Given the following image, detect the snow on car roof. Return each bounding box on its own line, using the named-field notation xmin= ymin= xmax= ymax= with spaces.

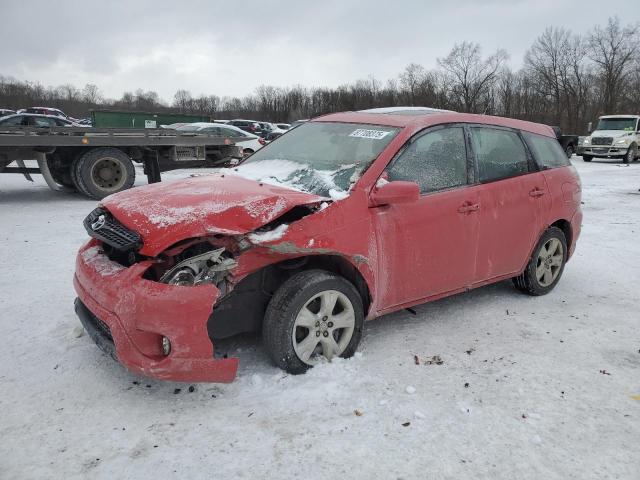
xmin=359 ymin=106 xmax=454 ymax=115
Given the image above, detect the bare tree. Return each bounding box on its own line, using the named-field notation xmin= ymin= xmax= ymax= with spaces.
xmin=587 ymin=17 xmax=640 ymax=113
xmin=82 ymin=84 xmax=102 ymax=105
xmin=438 ymin=41 xmax=508 ymax=113
xmin=172 ymin=89 xmax=193 ymax=111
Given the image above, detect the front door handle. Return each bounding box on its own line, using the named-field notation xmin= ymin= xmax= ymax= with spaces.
xmin=529 ymin=188 xmax=546 ymax=198
xmin=457 ymin=202 xmax=480 ymax=214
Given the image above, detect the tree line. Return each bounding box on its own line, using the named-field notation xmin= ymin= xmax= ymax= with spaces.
xmin=1 ymin=17 xmax=638 ymax=134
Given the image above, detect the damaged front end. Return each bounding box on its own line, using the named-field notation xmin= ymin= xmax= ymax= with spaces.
xmin=74 ymin=208 xmax=242 ymax=383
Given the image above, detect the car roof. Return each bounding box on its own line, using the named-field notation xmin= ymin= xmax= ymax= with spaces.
xmin=313 ymin=110 xmax=555 ymax=137
xmin=1 ymin=113 xmax=65 ymax=119
xmin=599 ymin=115 xmax=640 ymax=119
xmin=182 ymin=122 xmax=256 ymax=136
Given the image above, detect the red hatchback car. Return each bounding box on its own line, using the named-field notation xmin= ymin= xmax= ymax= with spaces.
xmin=74 ymin=110 xmax=582 ymax=382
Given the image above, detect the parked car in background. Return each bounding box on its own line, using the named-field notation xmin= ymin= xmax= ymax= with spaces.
xmin=22 ymin=107 xmax=73 ymax=120
xmin=227 ymin=119 xmax=262 ymax=135
xmin=73 ymin=110 xmax=582 ymax=382
xmin=551 ymin=126 xmax=579 ymax=158
xmin=0 ymin=108 xmax=16 ymax=118
xmin=0 ymin=113 xmax=84 ymax=127
xmin=175 ymin=122 xmax=265 ymax=157
xmin=275 ymin=123 xmax=291 ymax=130
xmin=579 ymin=115 xmax=639 ymax=163
xmin=265 ymin=130 xmax=284 ymax=142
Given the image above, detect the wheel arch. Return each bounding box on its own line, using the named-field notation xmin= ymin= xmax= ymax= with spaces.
xmin=208 ymin=253 xmax=373 ymax=340
xmin=549 ymin=219 xmax=572 ymax=254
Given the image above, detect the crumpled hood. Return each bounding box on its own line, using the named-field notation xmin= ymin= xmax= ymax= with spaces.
xmin=101 ymin=173 xmax=324 ymax=256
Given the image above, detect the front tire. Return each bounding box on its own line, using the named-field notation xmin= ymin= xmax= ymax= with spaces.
xmin=513 ymin=227 xmax=567 ymax=296
xmin=262 ymin=270 xmax=364 ymax=374
xmin=565 ymin=144 xmax=575 ymax=158
xmin=623 ymin=144 xmax=637 ymax=164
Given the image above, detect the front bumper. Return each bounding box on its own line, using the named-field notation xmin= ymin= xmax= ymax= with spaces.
xmin=73 ymin=239 xmax=238 ymax=383
xmin=578 ymin=146 xmax=627 ymax=157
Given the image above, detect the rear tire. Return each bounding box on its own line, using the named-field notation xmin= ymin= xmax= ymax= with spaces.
xmin=73 ymin=148 xmax=135 ymax=200
xmin=513 ymin=227 xmax=567 ymax=296
xmin=582 ymin=155 xmax=592 ymax=162
xmin=262 ymin=270 xmax=364 ymax=375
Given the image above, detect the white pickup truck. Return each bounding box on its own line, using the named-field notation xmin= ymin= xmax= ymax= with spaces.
xmin=579 ymin=115 xmax=639 ymax=163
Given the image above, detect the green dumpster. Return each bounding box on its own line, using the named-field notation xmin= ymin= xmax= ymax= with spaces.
xmin=91 ymin=110 xmax=210 ymax=128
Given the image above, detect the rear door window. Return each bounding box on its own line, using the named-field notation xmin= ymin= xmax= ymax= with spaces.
xmin=470 ymin=127 xmax=529 ymax=182
xmin=386 ymin=126 xmax=468 ymax=194
xmin=1 ymin=116 xmax=25 ymax=126
xmin=523 ymin=132 xmax=571 ymax=168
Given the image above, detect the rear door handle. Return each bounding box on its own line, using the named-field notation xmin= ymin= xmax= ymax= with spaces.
xmin=529 ymin=188 xmax=546 ymax=198
xmin=457 ymin=202 xmax=480 ymax=214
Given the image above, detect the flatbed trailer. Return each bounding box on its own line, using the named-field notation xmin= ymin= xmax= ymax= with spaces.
xmin=0 ymin=126 xmax=244 ymax=199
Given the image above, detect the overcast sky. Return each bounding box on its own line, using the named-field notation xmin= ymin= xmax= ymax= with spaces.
xmin=1 ymin=0 xmax=639 ymax=102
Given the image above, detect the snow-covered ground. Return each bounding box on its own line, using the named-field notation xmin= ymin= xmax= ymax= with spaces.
xmin=1 ymin=159 xmax=639 ymax=479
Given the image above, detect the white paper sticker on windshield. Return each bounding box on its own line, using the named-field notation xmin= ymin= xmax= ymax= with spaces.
xmin=349 ymin=129 xmax=391 ymax=140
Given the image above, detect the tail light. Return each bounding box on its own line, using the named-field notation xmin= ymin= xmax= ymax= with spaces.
xmin=258 ymin=137 xmax=266 ymax=145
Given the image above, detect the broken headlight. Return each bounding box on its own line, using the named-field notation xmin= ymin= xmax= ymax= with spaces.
xmin=160 ymin=248 xmax=237 ymax=287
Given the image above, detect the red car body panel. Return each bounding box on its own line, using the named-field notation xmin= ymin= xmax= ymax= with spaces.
xmin=73 ymin=111 xmax=582 ymax=382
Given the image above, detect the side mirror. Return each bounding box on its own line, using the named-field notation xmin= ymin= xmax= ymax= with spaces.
xmin=370 ymin=181 xmax=420 ymax=207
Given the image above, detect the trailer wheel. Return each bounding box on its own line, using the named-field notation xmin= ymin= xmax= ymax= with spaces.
xmin=73 ymin=148 xmax=135 ymax=200
xmin=47 ymin=156 xmax=75 ymax=189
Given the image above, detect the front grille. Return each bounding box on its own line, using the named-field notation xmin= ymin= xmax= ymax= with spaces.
xmin=83 ymin=207 xmax=142 ymax=252
xmin=591 ymin=137 xmax=613 ymax=146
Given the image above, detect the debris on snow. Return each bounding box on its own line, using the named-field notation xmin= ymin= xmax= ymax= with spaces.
xmin=401 ymin=422 xmax=411 ymax=427
xmin=354 ymin=409 xmax=363 ymax=417
xmin=425 ymin=355 xmax=443 ymax=365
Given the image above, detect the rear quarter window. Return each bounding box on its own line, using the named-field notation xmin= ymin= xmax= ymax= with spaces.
xmin=523 ymin=132 xmax=570 ymax=169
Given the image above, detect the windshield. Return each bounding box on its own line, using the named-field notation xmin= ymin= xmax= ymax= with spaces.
xmin=596 ymin=118 xmax=638 ymax=131
xmin=228 ymin=122 xmax=399 ymax=198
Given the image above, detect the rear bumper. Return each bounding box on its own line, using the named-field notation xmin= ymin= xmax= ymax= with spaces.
xmin=73 ymin=239 xmax=238 ymax=383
